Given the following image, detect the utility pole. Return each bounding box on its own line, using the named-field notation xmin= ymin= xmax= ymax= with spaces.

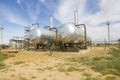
xmin=107 ymin=18 xmax=110 ymax=45
xmin=0 ymin=27 xmax=3 ymax=44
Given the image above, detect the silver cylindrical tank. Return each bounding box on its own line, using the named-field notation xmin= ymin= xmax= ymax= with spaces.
xmin=59 ymin=23 xmax=84 ymax=43
xmin=30 ymin=26 xmax=55 ymax=44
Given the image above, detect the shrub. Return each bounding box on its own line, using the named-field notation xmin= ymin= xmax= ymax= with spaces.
xmin=19 ymin=76 xmax=28 ymax=80
xmin=14 ymin=61 xmax=25 ymax=65
xmin=58 ymin=67 xmax=65 ymax=72
xmin=66 ymin=66 xmax=79 ymax=72
xmin=92 ymin=57 xmax=103 ymax=61
xmin=0 ymin=54 xmax=9 ymax=61
xmin=0 ymin=62 xmax=6 ymax=69
xmin=66 ymin=48 xmax=120 ymax=76
xmin=44 ymin=67 xmax=53 ymax=70
xmin=105 ymin=76 xmax=117 ymax=80
xmin=82 ymin=72 xmax=91 ymax=76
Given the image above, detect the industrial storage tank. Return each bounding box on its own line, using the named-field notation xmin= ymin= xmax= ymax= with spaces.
xmin=30 ymin=26 xmax=56 ymax=44
xmin=27 ymin=10 xmax=87 ymax=51
xmin=59 ymin=23 xmax=84 ymax=43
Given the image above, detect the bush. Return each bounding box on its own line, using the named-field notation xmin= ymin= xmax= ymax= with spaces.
xmin=67 ymin=48 xmax=120 ymax=76
xmin=104 ymin=57 xmax=113 ymax=60
xmin=82 ymin=72 xmax=91 ymax=76
xmin=90 ymin=48 xmax=120 ymax=76
xmin=14 ymin=61 xmax=25 ymax=65
xmin=0 ymin=54 xmax=9 ymax=61
xmin=0 ymin=62 xmax=6 ymax=69
xmin=58 ymin=67 xmax=65 ymax=72
xmin=0 ymin=54 xmax=9 ymax=70
xmin=110 ymin=49 xmax=120 ymax=58
xmin=105 ymin=76 xmax=117 ymax=80
xmin=66 ymin=66 xmax=79 ymax=72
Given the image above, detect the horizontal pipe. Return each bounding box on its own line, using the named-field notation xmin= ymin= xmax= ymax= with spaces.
xmin=32 ymin=23 xmax=39 ymax=28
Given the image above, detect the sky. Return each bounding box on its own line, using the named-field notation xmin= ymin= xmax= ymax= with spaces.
xmin=0 ymin=0 xmax=120 ymax=44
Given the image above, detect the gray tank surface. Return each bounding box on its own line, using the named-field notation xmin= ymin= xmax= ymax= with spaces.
xmin=59 ymin=23 xmax=84 ymax=43
xmin=30 ymin=23 xmax=84 ymax=44
xmin=30 ymin=26 xmax=55 ymax=44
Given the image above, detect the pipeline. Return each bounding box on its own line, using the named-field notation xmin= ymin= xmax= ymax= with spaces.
xmin=49 ymin=28 xmax=58 ymax=41
xmin=32 ymin=23 xmax=39 ymax=28
xmin=75 ymin=24 xmax=87 ymax=48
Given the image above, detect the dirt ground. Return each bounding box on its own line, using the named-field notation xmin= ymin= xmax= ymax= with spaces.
xmin=0 ymin=47 xmax=119 ymax=80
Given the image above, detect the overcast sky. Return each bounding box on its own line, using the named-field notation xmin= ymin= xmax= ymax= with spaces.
xmin=0 ymin=0 xmax=120 ymax=44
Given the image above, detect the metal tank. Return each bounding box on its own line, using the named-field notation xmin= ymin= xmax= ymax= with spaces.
xmin=30 ymin=26 xmax=56 ymax=44
xmin=59 ymin=23 xmax=84 ymax=43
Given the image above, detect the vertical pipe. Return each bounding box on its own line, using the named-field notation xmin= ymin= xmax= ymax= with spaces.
xmin=56 ymin=29 xmax=58 ymax=41
xmin=50 ymin=16 xmax=53 ymax=28
xmin=74 ymin=10 xmax=78 ymax=25
xmin=49 ymin=28 xmax=58 ymax=41
xmin=75 ymin=24 xmax=87 ymax=49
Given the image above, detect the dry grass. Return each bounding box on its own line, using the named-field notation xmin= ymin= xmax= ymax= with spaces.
xmin=14 ymin=61 xmax=25 ymax=65
xmin=0 ymin=47 xmax=120 ymax=80
xmin=67 ymin=47 xmax=120 ymax=76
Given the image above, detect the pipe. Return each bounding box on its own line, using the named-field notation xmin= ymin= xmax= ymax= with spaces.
xmin=74 ymin=10 xmax=78 ymax=25
xmin=50 ymin=16 xmax=53 ymax=28
xmin=75 ymin=24 xmax=87 ymax=48
xmin=32 ymin=23 xmax=39 ymax=28
xmin=49 ymin=16 xmax=58 ymax=41
xmin=49 ymin=28 xmax=58 ymax=41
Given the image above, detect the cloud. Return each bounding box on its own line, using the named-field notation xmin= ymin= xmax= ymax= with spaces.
xmin=110 ymin=23 xmax=120 ymax=39
xmin=0 ymin=0 xmax=120 ymax=44
xmin=17 ymin=0 xmax=21 ymax=5
xmin=54 ymin=0 xmax=120 ymax=41
xmin=0 ymin=3 xmax=29 ymax=44
xmin=3 ymin=28 xmax=24 ymax=44
xmin=54 ymin=0 xmax=86 ymax=23
xmin=87 ymin=0 xmax=120 ymax=41
xmin=38 ymin=0 xmax=59 ymax=14
xmin=0 ymin=4 xmax=29 ymax=26
xmin=7 ymin=15 xmax=29 ymax=26
xmin=20 ymin=0 xmax=41 ymax=22
xmin=39 ymin=0 xmax=45 ymax=3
